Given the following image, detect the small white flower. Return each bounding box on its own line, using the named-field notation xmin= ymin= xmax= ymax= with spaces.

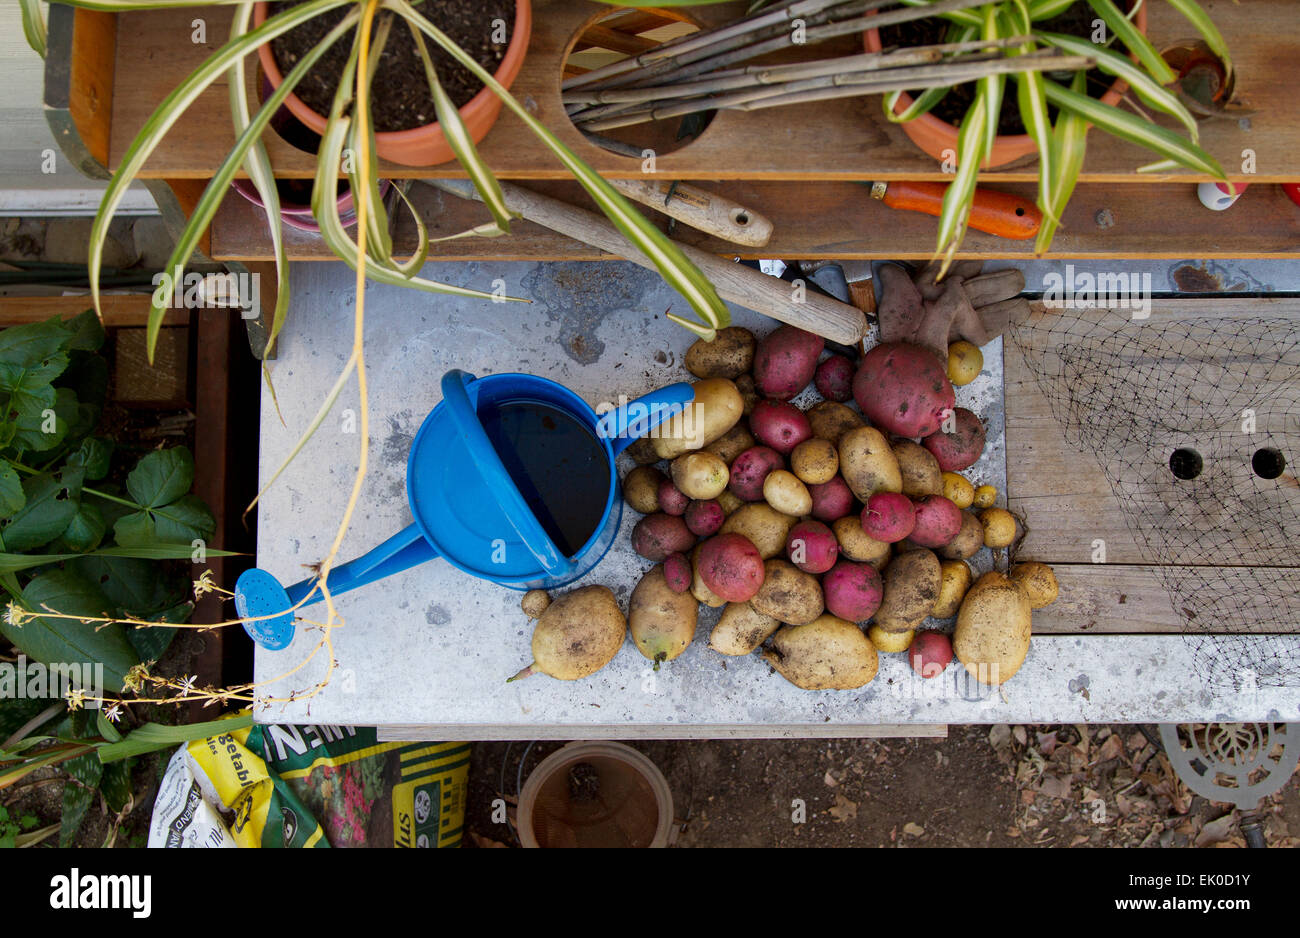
xmin=3 ymin=601 xmax=29 ymax=627
xmin=177 ymin=674 xmax=198 ymax=695
xmin=103 ymin=703 xmax=122 ymax=723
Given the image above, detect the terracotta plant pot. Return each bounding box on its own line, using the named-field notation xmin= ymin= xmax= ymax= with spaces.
xmin=864 ymin=3 xmax=1147 ymax=169
xmin=254 ymin=0 xmax=532 ymax=168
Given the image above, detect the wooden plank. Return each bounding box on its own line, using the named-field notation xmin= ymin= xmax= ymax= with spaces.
xmin=0 ymin=294 xmax=188 ymax=327
xmin=211 ymin=178 xmax=1300 ymax=262
xmin=1031 ymin=563 xmax=1300 ymax=634
xmin=108 ymin=0 xmax=1298 ymax=182
xmin=1005 ymin=297 xmax=1300 ymax=566
xmin=376 ymin=724 xmax=949 ymax=741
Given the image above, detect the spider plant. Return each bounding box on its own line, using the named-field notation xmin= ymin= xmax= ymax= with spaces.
xmin=886 ymin=0 xmax=1231 ymax=264
xmin=22 ymin=0 xmax=731 ymax=360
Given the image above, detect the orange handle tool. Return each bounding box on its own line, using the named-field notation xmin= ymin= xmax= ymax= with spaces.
xmin=871 ymin=181 xmax=1041 ymax=240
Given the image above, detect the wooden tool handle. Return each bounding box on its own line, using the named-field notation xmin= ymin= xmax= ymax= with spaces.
xmin=430 ymin=179 xmax=866 ymax=345
xmin=881 ymin=181 xmax=1041 ymax=240
xmin=610 ymin=178 xmax=774 ymax=247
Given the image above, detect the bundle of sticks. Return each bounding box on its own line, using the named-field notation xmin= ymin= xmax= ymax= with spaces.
xmin=562 ymin=0 xmax=1093 ymax=133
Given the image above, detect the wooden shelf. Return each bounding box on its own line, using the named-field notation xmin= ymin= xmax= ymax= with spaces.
xmin=210 ymin=178 xmax=1300 ymax=262
xmin=98 ymin=0 xmax=1294 ymax=182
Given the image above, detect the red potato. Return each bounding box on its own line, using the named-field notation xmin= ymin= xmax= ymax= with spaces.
xmin=909 ymin=494 xmax=963 ymax=548
xmin=909 ymin=631 xmax=953 ymax=678
xmin=853 ymin=342 xmax=956 ymax=439
xmin=753 ymin=325 xmax=826 ymax=400
xmin=785 ymin=520 xmax=839 ymax=574
xmin=663 ymin=553 xmax=692 ymax=593
xmin=814 ymin=354 xmax=854 ymax=402
xmin=861 ymin=492 xmax=916 ymax=543
xmin=631 ymin=513 xmax=695 ymax=561
xmin=822 ymin=560 xmax=884 ymax=623
xmin=728 ymin=446 xmax=785 ymax=501
xmin=685 ymin=499 xmax=725 ymax=537
xmin=922 ymin=407 xmax=987 ymax=471
xmin=808 ymin=476 xmax=855 ymax=522
xmin=657 ymin=479 xmax=689 ymax=516
xmin=750 ymin=400 xmax=813 ymax=455
xmin=697 ymin=532 xmax=766 ymax=603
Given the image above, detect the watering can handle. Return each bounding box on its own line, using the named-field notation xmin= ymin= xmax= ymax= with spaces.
xmin=600 ymin=382 xmax=695 ymax=456
xmin=441 ymin=370 xmax=576 ymax=579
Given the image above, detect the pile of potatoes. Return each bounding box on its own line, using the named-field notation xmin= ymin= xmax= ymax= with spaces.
xmin=618 ymin=323 xmax=1059 ymax=690
xmin=512 ymin=324 xmax=1058 ymax=691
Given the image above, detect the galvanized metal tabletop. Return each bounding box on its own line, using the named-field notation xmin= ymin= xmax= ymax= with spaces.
xmin=251 ymin=259 xmax=1300 ymax=738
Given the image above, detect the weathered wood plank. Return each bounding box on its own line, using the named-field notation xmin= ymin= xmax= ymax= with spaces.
xmin=0 ymin=294 xmax=188 ymax=327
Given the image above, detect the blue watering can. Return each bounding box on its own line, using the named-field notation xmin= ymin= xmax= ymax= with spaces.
xmin=235 ymin=370 xmax=692 ymax=650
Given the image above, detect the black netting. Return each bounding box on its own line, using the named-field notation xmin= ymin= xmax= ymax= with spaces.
xmin=1009 ymin=307 xmax=1300 ymax=689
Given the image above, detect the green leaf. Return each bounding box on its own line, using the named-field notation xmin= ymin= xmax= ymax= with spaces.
xmin=60 ymin=752 xmax=103 ymax=847
xmin=0 ymin=350 xmax=69 ymax=395
xmin=69 ymin=554 xmax=177 ymax=617
xmin=57 ymin=501 xmax=107 ymax=552
xmin=56 ymin=352 xmax=109 ymax=434
xmin=1028 ymin=0 xmax=1076 ymax=18
xmin=100 ymin=759 xmax=132 ymax=813
xmin=1086 ymin=0 xmax=1176 ymax=84
xmin=60 ymin=310 xmax=107 ymax=353
xmin=0 ymin=318 xmax=71 ymax=374
xmin=0 ymin=467 xmax=84 ymax=551
xmin=68 ymin=436 xmax=114 ymax=481
xmin=935 ymin=93 xmax=989 ymax=268
xmin=114 ymin=494 xmax=215 ymax=547
xmin=1035 ymin=74 xmax=1090 ymax=254
xmin=2 ymin=568 xmax=138 ymax=692
xmin=98 ymin=713 xmax=255 ymax=765
xmin=1041 ymin=78 xmax=1224 ymax=178
xmin=979 ymin=6 xmax=1004 ymax=159
xmin=126 ymin=447 xmax=194 ymax=509
xmin=0 ymin=542 xmax=234 ymax=576
xmin=1039 ymin=31 xmax=1200 ymax=140
xmin=19 ymin=0 xmax=45 ymax=57
xmin=0 ymin=463 xmax=24 ymax=516
xmin=96 ymin=709 xmax=123 ymax=744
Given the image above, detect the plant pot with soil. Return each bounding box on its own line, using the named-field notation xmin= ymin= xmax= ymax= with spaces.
xmin=865 ymin=1 xmax=1147 ymax=169
xmin=254 ymin=0 xmax=531 ymax=168
xmin=859 ymin=0 xmax=1233 ymax=259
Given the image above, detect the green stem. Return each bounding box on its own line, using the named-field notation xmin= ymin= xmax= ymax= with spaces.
xmin=3 ymin=458 xmax=139 ymax=509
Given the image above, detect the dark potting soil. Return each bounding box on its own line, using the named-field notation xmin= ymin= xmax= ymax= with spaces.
xmin=879 ymin=2 xmax=1118 ymax=136
xmin=269 ymin=0 xmax=513 ymax=133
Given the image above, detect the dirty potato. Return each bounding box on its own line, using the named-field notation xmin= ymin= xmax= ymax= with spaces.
xmin=705 ymin=421 xmax=757 ymax=465
xmin=953 ymin=571 xmax=1032 ymax=685
xmin=831 ymin=516 xmax=892 ymax=569
xmin=838 ymin=426 xmax=903 ymax=501
xmin=1010 ymin=561 xmax=1059 ymax=609
xmin=806 ymin=400 xmax=865 ymax=445
xmin=671 ymin=451 xmax=730 ymax=500
xmin=763 ymin=469 xmax=813 ymax=517
xmin=685 ymin=326 xmax=757 ymax=380
xmin=980 ymin=507 xmax=1018 ymax=548
xmin=874 ymin=549 xmax=942 ymax=632
xmin=629 ymin=564 xmax=699 ymax=668
xmin=750 ymin=558 xmax=824 ymax=625
xmin=623 ymin=465 xmax=665 ymax=515
xmin=932 ymin=560 xmax=972 ymax=618
xmin=892 ymin=440 xmax=943 ymax=498
xmin=938 ymin=511 xmax=984 ymax=561
xmin=652 ymin=378 xmax=744 ymax=460
xmin=790 ymin=437 xmax=839 ymax=485
xmin=521 ymin=585 xmax=626 ymax=680
xmin=721 ymin=502 xmax=799 ymax=559
xmin=709 ymin=601 xmax=781 ymax=656
xmin=763 ymin=615 xmax=878 ymax=690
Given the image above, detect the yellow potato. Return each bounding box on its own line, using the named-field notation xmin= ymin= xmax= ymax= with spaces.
xmin=709 ymin=601 xmax=781 ymax=656
xmin=750 ymin=559 xmax=824 ymax=625
xmin=953 ymin=572 xmax=1032 ymax=685
xmin=652 ymin=378 xmax=744 ymax=460
xmin=790 ymin=438 xmax=839 ymax=485
xmin=838 ymin=426 xmax=902 ymax=501
xmin=629 ymin=565 xmax=698 ymax=668
xmin=972 ymin=484 xmax=998 ymax=509
xmin=941 ymin=472 xmax=975 ymax=509
xmin=705 ymin=421 xmax=757 ymax=465
xmin=721 ymin=503 xmax=798 ymax=559
xmin=716 ymin=489 xmax=744 ymax=516
xmin=806 ymin=401 xmax=865 ymax=445
xmin=893 ymin=440 xmax=943 ymax=498
xmin=685 ymin=326 xmax=756 ymax=380
xmin=867 ymin=625 xmax=914 ymax=653
xmin=763 ymin=469 xmax=813 ymax=517
xmin=521 ymin=589 xmax=551 ymax=619
xmin=947 ymin=340 xmax=983 ymax=387
xmin=623 ymin=465 xmax=665 ymax=514
xmin=932 ymin=560 xmax=972 ymax=618
xmin=519 ymin=586 xmax=626 ymax=681
xmin=832 ymin=516 xmax=892 ymax=569
xmin=763 ymin=615 xmax=878 ymax=690
xmin=979 ymin=507 xmax=1018 ymax=548
xmin=1010 ymin=561 xmax=1059 ymax=609
xmin=671 ymin=451 xmax=729 ymax=500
